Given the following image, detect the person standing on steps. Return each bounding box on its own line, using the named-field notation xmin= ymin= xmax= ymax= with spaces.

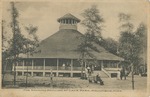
xmin=87 ymin=66 xmax=91 ymax=74
xmin=124 ymin=68 xmax=127 ymax=80
xmin=117 ymin=70 xmax=121 ymax=80
xmin=120 ymin=69 xmax=123 ymax=80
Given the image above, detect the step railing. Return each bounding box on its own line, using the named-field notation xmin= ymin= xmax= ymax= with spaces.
xmin=102 ymin=68 xmax=111 ymax=78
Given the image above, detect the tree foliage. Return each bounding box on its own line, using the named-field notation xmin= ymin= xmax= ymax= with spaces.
xmin=135 ymin=23 xmax=147 ymax=65
xmin=78 ymin=5 xmax=104 ymax=60
xmin=100 ymin=38 xmax=119 ymax=55
xmin=118 ymin=13 xmax=146 ymax=65
xmin=77 ymin=33 xmax=100 ymax=60
xmin=23 ymin=25 xmax=39 ymax=87
xmin=81 ymin=5 xmax=104 ymax=41
xmin=118 ymin=13 xmax=136 ymax=64
xmin=8 ymin=2 xmax=39 ymax=59
xmin=24 ymin=25 xmax=39 ymax=56
xmin=2 ymin=20 xmax=10 ymax=65
xmin=2 ymin=20 xmax=7 ymax=52
xmin=135 ymin=23 xmax=147 ymax=52
xmin=118 ymin=13 xmax=134 ymax=32
xmin=9 ymin=2 xmax=25 ymax=58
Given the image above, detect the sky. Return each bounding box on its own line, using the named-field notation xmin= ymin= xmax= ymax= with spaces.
xmin=2 ymin=0 xmax=148 ymax=41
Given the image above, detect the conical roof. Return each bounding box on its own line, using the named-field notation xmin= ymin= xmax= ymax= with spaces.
xmin=57 ymin=13 xmax=80 ymax=23
xmin=26 ymin=29 xmax=123 ymax=61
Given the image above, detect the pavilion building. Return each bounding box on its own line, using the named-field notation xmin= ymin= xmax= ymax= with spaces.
xmin=14 ymin=13 xmax=124 ymax=78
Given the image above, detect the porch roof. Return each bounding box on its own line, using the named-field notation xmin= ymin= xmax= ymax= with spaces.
xmin=19 ymin=29 xmax=124 ymax=61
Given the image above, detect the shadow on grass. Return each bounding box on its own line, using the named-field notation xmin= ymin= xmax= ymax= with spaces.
xmin=3 ymin=81 xmax=76 ymax=88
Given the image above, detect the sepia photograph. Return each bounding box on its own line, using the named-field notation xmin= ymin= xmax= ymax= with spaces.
xmin=1 ymin=0 xmax=149 ymax=97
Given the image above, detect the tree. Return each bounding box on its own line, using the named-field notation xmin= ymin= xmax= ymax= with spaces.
xmin=24 ymin=25 xmax=39 ymax=87
xmin=9 ymin=2 xmax=27 ymax=86
xmin=24 ymin=25 xmax=39 ymax=56
xmin=135 ymin=23 xmax=147 ymax=74
xmin=2 ymin=2 xmax=40 ymax=87
xmin=135 ymin=23 xmax=147 ymax=64
xmin=77 ymin=33 xmax=99 ymax=79
xmin=81 ymin=5 xmax=104 ymax=41
xmin=2 ymin=20 xmax=9 ymax=86
xmin=78 ymin=5 xmax=104 ymax=79
xmin=118 ymin=13 xmax=144 ymax=90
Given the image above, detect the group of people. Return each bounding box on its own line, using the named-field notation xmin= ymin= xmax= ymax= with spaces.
xmin=96 ymin=73 xmax=104 ymax=85
xmin=117 ymin=68 xmax=127 ymax=80
xmin=86 ymin=65 xmax=104 ymax=85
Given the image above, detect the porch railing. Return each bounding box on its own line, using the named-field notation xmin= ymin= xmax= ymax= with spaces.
xmin=73 ymin=67 xmax=82 ymax=71
xmin=58 ymin=67 xmax=71 ymax=70
xmin=45 ymin=66 xmax=57 ymax=70
xmin=15 ymin=66 xmax=82 ymax=71
xmin=104 ymin=68 xmax=121 ymax=71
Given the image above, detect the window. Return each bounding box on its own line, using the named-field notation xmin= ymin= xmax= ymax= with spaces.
xmin=73 ymin=59 xmax=80 ymax=67
xmin=24 ymin=59 xmax=32 ymax=66
xmin=59 ymin=59 xmax=71 ymax=67
xmin=45 ymin=59 xmax=57 ymax=66
xmin=34 ymin=59 xmax=43 ymax=66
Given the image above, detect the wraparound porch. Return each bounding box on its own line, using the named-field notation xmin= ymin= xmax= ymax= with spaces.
xmin=12 ymin=58 xmax=122 ymax=78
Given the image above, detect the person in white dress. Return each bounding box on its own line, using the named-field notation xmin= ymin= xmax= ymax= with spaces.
xmin=117 ymin=70 xmax=120 ymax=80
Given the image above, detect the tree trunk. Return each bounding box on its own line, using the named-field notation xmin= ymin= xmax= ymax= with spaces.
xmin=2 ymin=60 xmax=8 ymax=87
xmin=80 ymin=52 xmax=85 ymax=79
xmin=131 ymin=63 xmax=134 ymax=90
xmin=13 ymin=59 xmax=16 ymax=86
xmin=2 ymin=71 xmax=5 ymax=87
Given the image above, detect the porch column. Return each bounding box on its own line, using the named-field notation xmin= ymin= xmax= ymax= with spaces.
xmin=84 ymin=61 xmax=87 ymax=78
xmin=43 ymin=59 xmax=45 ymax=76
xmin=70 ymin=59 xmax=73 ymax=77
xmin=16 ymin=62 xmax=18 ymax=76
xmin=110 ymin=61 xmax=112 ymax=68
xmin=22 ymin=60 xmax=24 ymax=76
xmin=32 ymin=59 xmax=34 ymax=70
xmin=108 ymin=61 xmax=110 ymax=68
xmin=31 ymin=59 xmax=34 ymax=76
xmin=117 ymin=62 xmax=119 ymax=68
xmin=101 ymin=60 xmax=104 ymax=68
xmin=72 ymin=20 xmax=74 ymax=24
xmin=56 ymin=59 xmax=59 ymax=77
xmin=16 ymin=62 xmax=18 ymax=66
xmin=85 ymin=61 xmax=87 ymax=68
xmin=43 ymin=59 xmax=45 ymax=70
xmin=107 ymin=61 xmax=109 ymax=68
xmin=71 ymin=19 xmax=73 ymax=24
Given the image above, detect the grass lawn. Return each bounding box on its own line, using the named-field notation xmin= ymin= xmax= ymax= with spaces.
xmin=2 ymin=74 xmax=147 ymax=91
